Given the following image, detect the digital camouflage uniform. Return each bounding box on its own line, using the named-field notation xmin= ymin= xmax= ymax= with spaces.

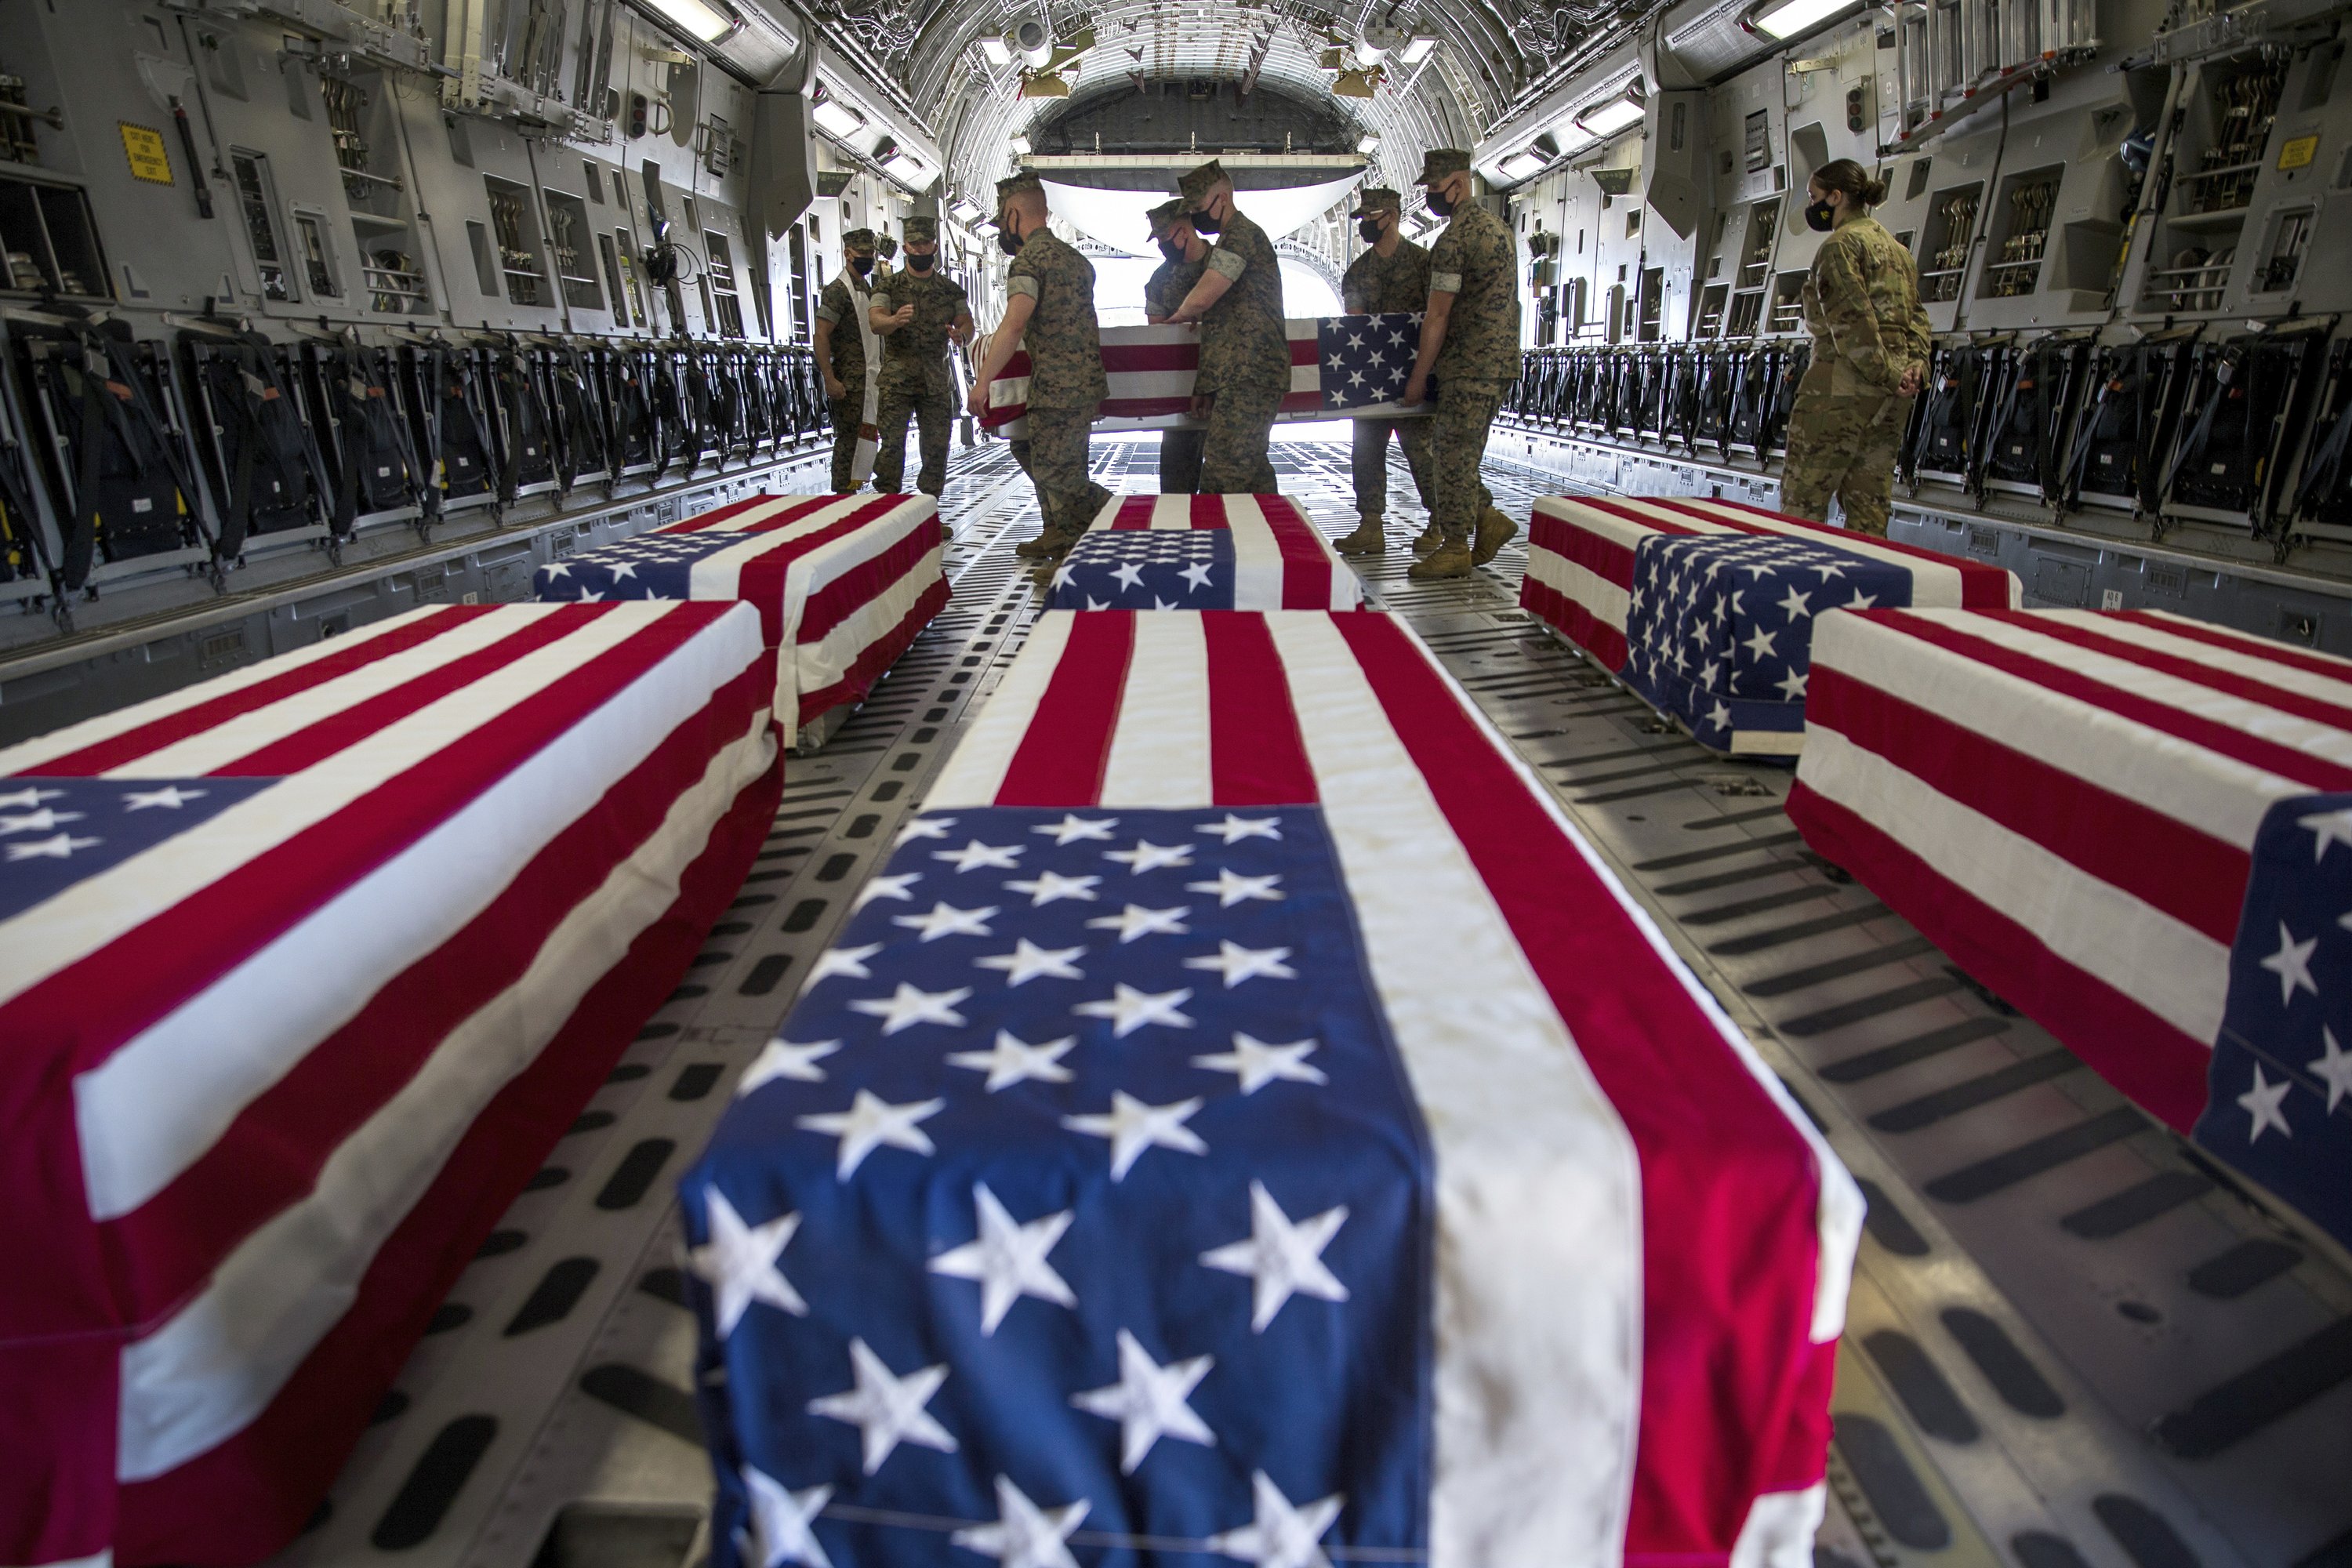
xmin=1008 ymin=220 xmax=1110 ymax=546
xmin=871 ymin=220 xmax=969 ymax=497
xmin=1183 ymin=161 xmax=1288 ymax=495
xmin=815 ymin=229 xmax=877 ymax=493
xmin=1780 ymin=214 xmax=1929 ymax=537
xmin=1423 ymin=160 xmax=1520 ymax=552
xmin=1145 ymin=199 xmax=1207 ymax=494
xmin=1341 ymin=218 xmax=1436 ymax=523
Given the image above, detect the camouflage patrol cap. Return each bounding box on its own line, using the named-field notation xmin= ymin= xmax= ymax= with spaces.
xmin=1146 ymin=198 xmax=1188 ymax=238
xmin=842 ymin=227 xmax=877 ymax=251
xmin=995 ymin=172 xmax=1044 ymax=207
xmin=1416 ymin=148 xmax=1472 ymax=183
xmin=903 ymin=215 xmax=938 ymax=243
xmin=1177 ymin=158 xmax=1229 ymax=205
xmin=1350 ymin=186 xmax=1402 ymax=216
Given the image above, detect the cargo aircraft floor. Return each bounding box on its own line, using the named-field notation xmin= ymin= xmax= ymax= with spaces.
xmin=268 ymin=432 xmax=2352 ymax=1568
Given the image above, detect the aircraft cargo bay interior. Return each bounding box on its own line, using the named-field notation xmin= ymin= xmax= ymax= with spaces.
xmin=1 ymin=4 xmax=2350 ymax=1568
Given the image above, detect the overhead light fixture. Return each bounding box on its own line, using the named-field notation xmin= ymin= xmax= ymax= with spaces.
xmin=980 ymin=35 xmax=1014 ymax=65
xmin=951 ymin=195 xmax=982 ymax=222
xmin=637 ymin=0 xmax=739 ymax=43
xmin=1748 ymin=0 xmax=1865 ymax=37
xmin=1575 ymin=91 xmax=1646 ymax=137
xmin=1397 ymin=34 xmax=1438 ymax=64
xmin=811 ymin=94 xmax=867 ymax=140
xmin=1009 ymin=134 xmax=1032 ymax=155
xmin=1499 ymin=147 xmax=1552 ymax=183
xmin=1358 ymin=132 xmax=1381 ymax=153
xmin=1010 ymin=18 xmax=1054 ymax=69
xmin=884 ymin=152 xmax=938 ymax=191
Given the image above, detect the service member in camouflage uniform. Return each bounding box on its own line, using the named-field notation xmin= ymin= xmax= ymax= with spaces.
xmin=1165 ymin=159 xmax=1288 ymax=495
xmin=967 ymin=173 xmax=1110 ymax=561
xmin=813 ymin=227 xmax=880 ymax=493
xmin=1779 ymin=159 xmax=1929 ymax=537
xmin=1335 ymin=186 xmax=1436 ymax=556
xmin=869 ymin=215 xmax=974 ymax=498
xmin=1399 ymin=150 xmax=1521 ymax=579
xmin=1144 ymin=198 xmax=1207 ymax=494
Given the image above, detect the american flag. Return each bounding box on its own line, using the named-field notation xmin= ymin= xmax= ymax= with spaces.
xmin=1044 ymin=495 xmax=1361 ymax=612
xmin=1522 ymin=496 xmax=2020 ymax=753
xmin=0 ymin=601 xmax=780 ymax=1568
xmin=681 ymin=610 xmax=1859 ymax=1568
xmin=530 ymin=494 xmax=950 ymax=732
xmin=982 ymin=315 xmax=1435 ymax=439
xmin=2198 ymin=790 xmax=2352 ymax=1255
xmin=1790 ymin=607 xmax=2352 ymax=1144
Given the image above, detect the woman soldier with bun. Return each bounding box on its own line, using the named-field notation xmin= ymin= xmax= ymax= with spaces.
xmin=1778 ymin=158 xmax=1931 ymax=538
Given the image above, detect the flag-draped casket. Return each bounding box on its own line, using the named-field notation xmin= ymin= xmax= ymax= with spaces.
xmin=530 ymin=493 xmax=949 ymax=732
xmin=1519 ymin=496 xmax=2021 ymax=754
xmin=1790 ymin=606 xmax=2352 ymax=1251
xmin=0 ymin=601 xmax=780 ymax=1568
xmin=1044 ymin=495 xmax=1362 ymax=612
xmin=982 ymin=314 xmax=1435 ymax=439
xmin=680 ymin=609 xmax=1860 ymax=1568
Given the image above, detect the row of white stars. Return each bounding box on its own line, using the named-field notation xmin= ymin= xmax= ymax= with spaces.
xmin=1064 ymin=557 xmax=1220 ymax=594
xmin=2238 ymin=1025 xmax=2352 ymax=1141
xmin=2 ymin=784 xmax=215 ymax=862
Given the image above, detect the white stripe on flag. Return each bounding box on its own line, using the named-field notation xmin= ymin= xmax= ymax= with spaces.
xmin=1525 ymin=543 xmax=1629 ymax=637
xmin=1146 ymin=495 xmax=1192 ymax=530
xmin=71 ymin=606 xmax=764 ymax=1221
xmin=792 ymin=539 xmax=946 ymax=726
xmin=1098 ymin=613 xmax=1211 ymax=806
xmin=1666 ymin=499 xmax=2000 ymax=607
xmin=115 ymin=712 xmax=776 ymax=1481
xmin=2047 ymin=608 xmax=2352 ymax=708
xmin=1262 ymin=613 xmax=1645 ymax=1568
xmin=1222 ymin=495 xmax=1284 ymax=608
xmin=926 ymin=611 xmax=1074 ymax=808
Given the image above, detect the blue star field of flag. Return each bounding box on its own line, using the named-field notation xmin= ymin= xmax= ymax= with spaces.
xmin=1621 ymin=532 xmax=1911 ymax=752
xmin=0 ymin=777 xmax=281 ymax=921
xmin=1045 ymin=533 xmax=1236 ymax=612
xmin=1316 ymin=314 xmax=1428 ymax=410
xmin=2194 ymin=793 xmax=2352 ymax=1254
xmin=681 ymin=806 xmax=1433 ymax=1568
xmin=530 ymin=532 xmax=739 ymax=603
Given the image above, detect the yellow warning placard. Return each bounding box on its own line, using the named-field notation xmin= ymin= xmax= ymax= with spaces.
xmin=119 ymin=122 xmax=172 ymax=185
xmin=2278 ymin=133 xmax=2320 ymax=172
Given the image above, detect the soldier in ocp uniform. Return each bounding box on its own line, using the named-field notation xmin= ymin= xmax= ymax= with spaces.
xmin=1145 ymin=198 xmax=1207 ymax=495
xmin=1399 ymin=150 xmax=1521 ymax=580
xmin=813 ymin=227 xmax=879 ymax=493
xmin=1779 ymin=159 xmax=1929 ymax=537
xmin=1336 ymin=186 xmax=1436 ymax=557
xmin=967 ymin=172 xmax=1110 ymax=563
xmin=1164 ymin=159 xmax=1287 ymax=495
xmin=869 ymin=215 xmax=974 ymax=498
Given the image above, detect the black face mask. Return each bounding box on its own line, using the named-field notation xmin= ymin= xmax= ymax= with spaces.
xmin=1358 ymin=217 xmax=1386 ymax=244
xmin=906 ymin=251 xmax=935 ymax=271
xmin=1157 ymin=239 xmax=1186 ymax=262
xmin=996 ymin=226 xmax=1023 ymax=258
xmin=1189 ymin=207 xmax=1222 ymax=236
xmin=1425 ymin=187 xmax=1455 ymax=219
xmin=849 ymin=254 xmax=873 ymax=276
xmin=1805 ymin=198 xmax=1838 ymax=232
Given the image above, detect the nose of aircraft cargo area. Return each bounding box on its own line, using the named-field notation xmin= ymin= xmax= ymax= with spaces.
xmin=8 ymin=2 xmax=2352 ymax=1568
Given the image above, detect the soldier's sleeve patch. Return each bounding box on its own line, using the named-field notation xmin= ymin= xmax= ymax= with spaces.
xmin=1208 ymin=247 xmax=1247 ymax=281
xmin=1007 ymin=274 xmax=1040 ymax=300
xmin=1430 ymin=270 xmax=1464 ymax=295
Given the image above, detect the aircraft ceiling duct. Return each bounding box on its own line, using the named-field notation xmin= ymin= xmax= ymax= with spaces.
xmin=1654 ymin=0 xmax=1783 ymax=85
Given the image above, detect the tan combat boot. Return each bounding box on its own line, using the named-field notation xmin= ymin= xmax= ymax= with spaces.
xmin=1409 ymin=539 xmax=1474 ymax=579
xmin=1335 ymin=514 xmax=1386 ymax=556
xmin=1472 ymin=507 xmax=1519 ymax=566
xmin=1014 ymin=528 xmax=1065 ymax=558
xmin=1410 ymin=522 xmax=1445 ymax=554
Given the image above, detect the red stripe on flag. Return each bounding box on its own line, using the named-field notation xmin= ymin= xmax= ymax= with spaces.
xmin=1279 ymin=391 xmax=1325 ymax=415
xmin=666 ymin=492 xmax=823 ymax=532
xmin=112 ymin=757 xmax=782 ymax=1568
xmin=1110 ymin=495 xmax=1160 ymax=530
xmin=1872 ymin=611 xmax=2352 ymax=793
xmin=0 ymin=604 xmax=741 ymax=1078
xmin=1189 ymin=495 xmax=1223 ymax=531
xmin=1570 ymin=496 xmax=1705 ymax=537
xmin=798 ymin=516 xmax=948 ymax=644
xmin=1330 ymin=614 xmax=1832 ymax=1559
xmin=1788 ymin=779 xmax=2214 ymax=1130
xmin=730 ymin=496 xmax=919 ymax=646
xmin=1668 ymin=499 xmax=2016 ymax=608
xmin=1519 ymin=576 xmax=1629 ymax=671
xmin=1203 ymin=613 xmax=1317 ymax=806
xmin=1807 ymin=664 xmax=2246 ymax=942
xmin=33 ymin=608 xmax=488 ymax=776
xmin=1972 ymin=608 xmax=2352 ymax=732
xmin=1254 ymin=495 xmax=1337 ymax=609
xmin=2117 ymin=609 xmax=2352 ymax=681
xmin=994 ymin=614 xmax=1134 ymax=806
xmin=211 ymin=609 xmax=600 ymax=778
xmin=799 ymin=577 xmax=953 ymax=729
xmin=1099 ymin=343 xmax=1203 ymax=372
xmin=104 ymin=661 xmax=774 ymax=1323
